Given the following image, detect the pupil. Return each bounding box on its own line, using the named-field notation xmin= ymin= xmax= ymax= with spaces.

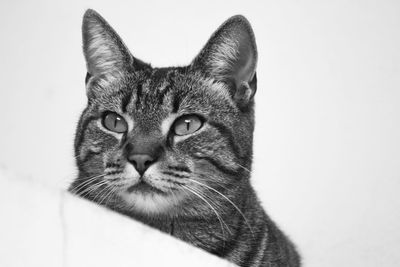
xmin=185 ymin=119 xmax=190 ymax=131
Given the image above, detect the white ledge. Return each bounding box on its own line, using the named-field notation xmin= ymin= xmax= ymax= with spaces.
xmin=0 ymin=168 xmax=235 ymax=267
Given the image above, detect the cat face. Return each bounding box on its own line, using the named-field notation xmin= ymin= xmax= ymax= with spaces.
xmin=70 ymin=9 xmax=258 ymax=217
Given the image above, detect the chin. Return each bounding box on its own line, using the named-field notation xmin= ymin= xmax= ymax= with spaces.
xmin=118 ymin=189 xmax=185 ymax=216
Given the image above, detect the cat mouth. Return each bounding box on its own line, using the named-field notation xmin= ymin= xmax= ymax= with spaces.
xmin=126 ymin=181 xmax=165 ymax=195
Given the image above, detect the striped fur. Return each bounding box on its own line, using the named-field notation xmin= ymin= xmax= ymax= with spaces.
xmin=69 ymin=9 xmax=300 ymax=266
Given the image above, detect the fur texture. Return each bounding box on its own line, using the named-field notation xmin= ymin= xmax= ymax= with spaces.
xmin=69 ymin=9 xmax=300 ymax=267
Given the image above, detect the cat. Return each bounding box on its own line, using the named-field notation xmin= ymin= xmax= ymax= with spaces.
xmin=69 ymin=9 xmax=300 ymax=267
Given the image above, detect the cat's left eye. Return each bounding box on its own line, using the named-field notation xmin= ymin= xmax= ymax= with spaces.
xmin=173 ymin=115 xmax=203 ymax=136
xmin=102 ymin=112 xmax=128 ymax=133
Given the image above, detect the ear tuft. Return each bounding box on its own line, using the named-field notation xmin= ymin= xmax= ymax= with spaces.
xmin=82 ymin=9 xmax=132 ymax=77
xmin=191 ymin=15 xmax=258 ymax=107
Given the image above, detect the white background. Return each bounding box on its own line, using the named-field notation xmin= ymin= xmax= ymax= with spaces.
xmin=0 ymin=0 xmax=399 ymax=266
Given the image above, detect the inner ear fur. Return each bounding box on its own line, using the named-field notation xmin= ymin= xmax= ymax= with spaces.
xmin=82 ymin=9 xmax=133 ymax=77
xmin=191 ymin=15 xmax=258 ymax=107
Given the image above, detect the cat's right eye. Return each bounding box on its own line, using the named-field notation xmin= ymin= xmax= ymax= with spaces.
xmin=102 ymin=112 xmax=128 ymax=133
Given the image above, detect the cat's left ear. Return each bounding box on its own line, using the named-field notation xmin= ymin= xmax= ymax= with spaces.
xmin=191 ymin=15 xmax=257 ymax=108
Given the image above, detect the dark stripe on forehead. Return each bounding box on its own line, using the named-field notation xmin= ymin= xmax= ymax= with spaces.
xmin=149 ymin=68 xmax=167 ymax=87
xmin=172 ymin=91 xmax=182 ymax=113
xmin=156 ymin=70 xmax=175 ymax=105
xmin=121 ymin=90 xmax=134 ymax=113
xmin=135 ymin=82 xmax=143 ymax=109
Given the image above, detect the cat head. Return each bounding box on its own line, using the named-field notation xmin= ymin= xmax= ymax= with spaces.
xmin=71 ymin=9 xmax=258 ymax=217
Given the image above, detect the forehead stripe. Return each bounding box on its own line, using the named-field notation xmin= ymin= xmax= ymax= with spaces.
xmin=135 ymin=82 xmax=143 ymax=109
xmin=172 ymin=91 xmax=182 ymax=113
xmin=156 ymin=72 xmax=175 ymax=105
xmin=121 ymin=90 xmax=134 ymax=113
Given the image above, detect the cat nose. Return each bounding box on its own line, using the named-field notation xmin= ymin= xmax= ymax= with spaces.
xmin=128 ymin=154 xmax=156 ymax=175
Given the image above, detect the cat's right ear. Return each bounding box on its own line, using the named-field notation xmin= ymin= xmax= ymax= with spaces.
xmin=82 ymin=9 xmax=132 ymax=83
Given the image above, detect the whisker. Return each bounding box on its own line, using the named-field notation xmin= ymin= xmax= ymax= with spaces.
xmin=92 ymin=181 xmax=112 ymax=202
xmin=196 ymin=175 xmax=231 ymax=192
xmin=169 ymin=187 xmax=181 ymax=206
xmin=188 ymin=178 xmax=255 ymax=238
xmin=73 ymin=173 xmax=107 ymax=182
xmin=189 ymin=186 xmax=233 ymax=235
xmin=70 ymin=174 xmax=107 ymax=193
xmin=78 ymin=182 xmax=105 ymax=199
xmin=71 ymin=179 xmax=101 ymax=195
xmin=98 ymin=184 xmax=116 ymax=206
xmin=79 ymin=180 xmax=108 ymax=199
xmin=235 ymin=162 xmax=251 ymax=173
xmin=181 ymin=185 xmax=229 ymax=244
